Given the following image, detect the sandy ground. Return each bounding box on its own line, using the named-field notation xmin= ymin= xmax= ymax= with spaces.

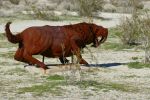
xmin=0 ymin=12 xmax=131 ymax=33
xmin=1 ymin=46 xmax=150 ymax=100
xmin=0 ymin=12 xmax=150 ymax=100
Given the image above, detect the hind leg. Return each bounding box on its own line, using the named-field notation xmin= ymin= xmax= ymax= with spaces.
xmin=14 ymin=48 xmax=34 ymax=68
xmin=23 ymin=50 xmax=48 ymax=71
xmin=14 ymin=48 xmax=29 ymax=64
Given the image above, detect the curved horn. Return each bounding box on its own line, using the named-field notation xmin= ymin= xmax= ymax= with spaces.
xmin=92 ymin=34 xmax=107 ymax=47
xmin=98 ymin=36 xmax=107 ymax=44
xmin=98 ymin=28 xmax=108 ymax=44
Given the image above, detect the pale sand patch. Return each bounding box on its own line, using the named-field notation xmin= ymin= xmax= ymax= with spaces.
xmin=0 ymin=12 xmax=131 ymax=33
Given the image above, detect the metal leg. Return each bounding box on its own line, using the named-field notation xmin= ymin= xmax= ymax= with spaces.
xmin=42 ymin=56 xmax=45 ymax=63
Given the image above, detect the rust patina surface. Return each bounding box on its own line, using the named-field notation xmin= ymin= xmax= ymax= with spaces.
xmin=5 ymin=22 xmax=108 ymax=70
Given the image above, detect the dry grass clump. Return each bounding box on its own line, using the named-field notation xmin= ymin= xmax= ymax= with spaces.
xmin=116 ymin=0 xmax=150 ymax=63
xmin=109 ymin=0 xmax=144 ymax=13
xmin=118 ymin=11 xmax=150 ymax=63
xmin=9 ymin=0 xmax=20 ymax=5
xmin=77 ymin=0 xmax=104 ymax=17
xmin=110 ymin=0 xmax=143 ymax=8
xmin=118 ymin=17 xmax=141 ymax=45
xmin=30 ymin=6 xmax=60 ymax=21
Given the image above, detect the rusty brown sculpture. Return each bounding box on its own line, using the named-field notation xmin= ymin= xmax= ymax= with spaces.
xmin=5 ymin=22 xmax=108 ymax=71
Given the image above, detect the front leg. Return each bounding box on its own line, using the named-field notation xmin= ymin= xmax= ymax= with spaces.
xmin=23 ymin=50 xmax=48 ymax=73
xmin=59 ymin=57 xmax=69 ymax=64
xmin=71 ymin=39 xmax=88 ymax=65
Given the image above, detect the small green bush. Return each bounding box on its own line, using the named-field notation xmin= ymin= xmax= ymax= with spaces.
xmin=132 ymin=57 xmax=139 ymax=60
xmin=46 ymin=75 xmax=65 ymax=81
xmin=101 ymin=42 xmax=134 ymax=50
xmin=128 ymin=62 xmax=150 ymax=69
xmin=18 ymin=82 xmax=64 ymax=96
xmin=76 ymin=80 xmax=138 ymax=92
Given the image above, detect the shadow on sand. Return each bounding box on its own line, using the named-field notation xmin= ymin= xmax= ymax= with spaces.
xmin=45 ymin=62 xmax=125 ymax=68
xmin=24 ymin=63 xmax=126 ymax=69
xmin=87 ymin=63 xmax=126 ymax=68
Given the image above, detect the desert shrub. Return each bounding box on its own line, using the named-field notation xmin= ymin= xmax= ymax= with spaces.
xmin=118 ymin=12 xmax=150 ymax=63
xmin=118 ymin=17 xmax=141 ymax=45
xmin=139 ymin=13 xmax=150 ymax=63
xmin=110 ymin=0 xmax=143 ymax=13
xmin=24 ymin=0 xmax=63 ymax=21
xmin=30 ymin=5 xmax=60 ymax=21
xmin=119 ymin=0 xmax=150 ymax=63
xmin=56 ymin=0 xmax=77 ymax=11
xmin=117 ymin=0 xmax=150 ymax=63
xmin=9 ymin=0 xmax=20 ymax=5
xmin=128 ymin=0 xmax=144 ymax=10
xmin=110 ymin=0 xmax=143 ymax=9
xmin=77 ymin=0 xmax=104 ymax=17
xmin=118 ymin=0 xmax=146 ymax=45
xmin=110 ymin=0 xmax=129 ymax=7
xmin=0 ymin=1 xmax=2 ymax=8
xmin=51 ymin=0 xmax=62 ymax=4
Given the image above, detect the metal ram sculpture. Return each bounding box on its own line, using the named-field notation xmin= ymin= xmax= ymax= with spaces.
xmin=5 ymin=22 xmax=108 ymax=72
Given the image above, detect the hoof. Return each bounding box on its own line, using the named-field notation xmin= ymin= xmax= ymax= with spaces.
xmin=85 ymin=64 xmax=90 ymax=67
xmin=24 ymin=63 xmax=34 ymax=68
xmin=43 ymin=66 xmax=49 ymax=70
xmin=65 ymin=59 xmax=69 ymax=64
